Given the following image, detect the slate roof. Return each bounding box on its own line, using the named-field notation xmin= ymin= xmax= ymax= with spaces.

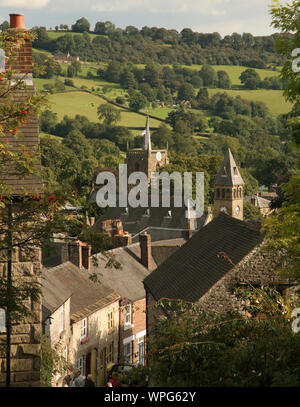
xmin=42 ymin=269 xmax=72 ymax=321
xmin=42 ymin=262 xmax=120 ymax=322
xmin=143 ymin=213 xmax=264 ymax=303
xmin=214 ymin=148 xmax=244 ymax=186
xmin=245 ymin=195 xmax=271 ymax=209
xmin=91 ymin=243 xmax=154 ymax=302
xmin=91 ymin=237 xmax=186 ymax=302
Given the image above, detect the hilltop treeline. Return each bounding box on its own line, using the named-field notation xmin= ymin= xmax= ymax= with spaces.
xmin=32 ymin=20 xmax=287 ymax=66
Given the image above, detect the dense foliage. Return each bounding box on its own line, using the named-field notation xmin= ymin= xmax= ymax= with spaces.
xmin=32 ymin=23 xmax=285 ymax=67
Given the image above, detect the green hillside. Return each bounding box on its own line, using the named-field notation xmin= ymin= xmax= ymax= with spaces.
xmin=46 ymin=91 xmax=163 ymax=131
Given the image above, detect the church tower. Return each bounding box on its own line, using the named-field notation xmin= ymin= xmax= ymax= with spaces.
xmin=214 ymin=149 xmax=244 ymax=220
xmin=126 ymin=116 xmax=169 ymax=183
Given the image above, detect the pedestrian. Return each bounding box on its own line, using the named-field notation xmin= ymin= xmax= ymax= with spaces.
xmin=63 ymin=375 xmax=72 ymax=387
xmin=85 ymin=374 xmax=95 ymax=387
xmin=107 ymin=371 xmax=122 ymax=387
xmin=72 ymin=368 xmax=85 ymax=387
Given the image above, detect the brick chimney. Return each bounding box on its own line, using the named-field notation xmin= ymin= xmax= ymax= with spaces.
xmin=10 ymin=14 xmax=26 ymax=29
xmin=139 ymin=232 xmax=151 ymax=270
xmin=114 ymin=231 xmax=132 ymax=248
xmin=61 ymin=240 xmax=91 ymax=270
xmin=9 ymin=14 xmax=32 ymax=75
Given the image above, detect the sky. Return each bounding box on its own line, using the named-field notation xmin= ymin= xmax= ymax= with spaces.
xmin=0 ymin=0 xmax=277 ymax=37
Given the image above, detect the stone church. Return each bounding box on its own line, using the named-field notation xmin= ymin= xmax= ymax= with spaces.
xmin=126 ymin=116 xmax=169 ymax=182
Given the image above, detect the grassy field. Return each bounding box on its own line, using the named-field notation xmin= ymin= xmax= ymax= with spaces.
xmin=181 ymin=65 xmax=280 ymax=87
xmin=47 ymin=30 xmax=101 ymax=40
xmin=208 ymin=88 xmax=291 ymax=116
xmin=46 ymin=91 xmax=163 ymax=132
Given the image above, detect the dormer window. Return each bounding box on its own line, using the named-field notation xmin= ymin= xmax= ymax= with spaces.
xmin=233 ymin=167 xmax=238 ymax=175
xmin=221 ymin=167 xmax=227 ymax=176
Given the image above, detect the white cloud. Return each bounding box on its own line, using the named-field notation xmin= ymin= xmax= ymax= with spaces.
xmin=0 ymin=0 xmax=50 ymax=9
xmin=91 ymin=0 xmax=231 ymax=15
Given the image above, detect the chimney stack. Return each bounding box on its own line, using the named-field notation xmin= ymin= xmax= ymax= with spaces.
xmin=139 ymin=232 xmax=151 ymax=270
xmin=9 ymin=14 xmax=26 ymax=30
xmin=8 ymin=14 xmax=32 ymax=75
xmin=61 ymin=240 xmax=91 ymax=270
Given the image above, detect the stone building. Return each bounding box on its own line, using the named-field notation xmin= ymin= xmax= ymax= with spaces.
xmin=213 ymin=148 xmax=244 ymax=221
xmin=42 ymin=261 xmax=120 ymax=387
xmin=0 ymin=14 xmax=43 ymax=387
xmin=91 ymin=231 xmax=187 ymax=368
xmin=143 ymin=213 xmax=298 ymax=335
xmin=42 ymin=274 xmax=72 ymax=386
xmin=126 ymin=116 xmax=169 ymax=182
xmin=244 ymin=194 xmax=274 ymax=217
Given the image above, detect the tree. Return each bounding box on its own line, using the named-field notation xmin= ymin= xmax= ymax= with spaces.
xmin=128 ymin=91 xmax=148 ymax=112
xmin=148 ymin=293 xmax=300 ymax=386
xmin=261 ymin=1 xmax=300 ymax=280
xmin=67 ymin=65 xmax=76 ymax=78
xmin=39 ymin=109 xmax=58 ymax=133
xmin=0 ymin=21 xmax=9 ymax=32
xmin=71 ymin=17 xmax=90 ymax=33
xmin=177 ymin=83 xmax=194 ymax=101
xmin=240 ymin=68 xmax=260 ymax=89
xmin=97 ymin=104 xmax=121 ymax=127
xmin=243 ymin=201 xmax=263 ymax=221
xmin=217 ymin=70 xmax=231 ymax=89
xmin=200 ymin=65 xmax=218 ymax=87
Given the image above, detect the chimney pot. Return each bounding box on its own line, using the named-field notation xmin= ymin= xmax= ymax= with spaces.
xmin=9 ymin=14 xmax=26 ymax=29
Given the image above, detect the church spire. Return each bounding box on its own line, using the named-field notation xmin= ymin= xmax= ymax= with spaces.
xmin=144 ymin=115 xmax=151 ymax=151
xmin=214 ymin=148 xmax=244 ymax=186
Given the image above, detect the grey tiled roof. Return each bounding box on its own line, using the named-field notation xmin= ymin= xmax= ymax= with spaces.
xmin=143 ymin=213 xmax=264 ymax=303
xmin=42 ymin=262 xmax=120 ymax=322
xmin=245 ymin=195 xmax=271 ymax=209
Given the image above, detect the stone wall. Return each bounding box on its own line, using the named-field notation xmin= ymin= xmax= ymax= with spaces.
xmin=0 ymin=246 xmax=41 ymax=387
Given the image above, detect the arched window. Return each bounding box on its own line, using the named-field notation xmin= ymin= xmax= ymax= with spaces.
xmin=234 ymin=189 xmax=237 ymax=198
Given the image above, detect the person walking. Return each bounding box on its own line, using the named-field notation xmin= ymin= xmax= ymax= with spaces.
xmin=85 ymin=374 xmax=95 ymax=387
xmin=72 ymin=369 xmax=85 ymax=387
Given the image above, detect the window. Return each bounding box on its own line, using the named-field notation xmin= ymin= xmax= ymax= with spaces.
xmin=107 ymin=341 xmax=114 ymax=363
xmin=108 ymin=311 xmax=114 ymax=330
xmin=138 ymin=337 xmax=145 ymax=366
xmin=0 ymin=308 xmax=6 ymax=333
xmin=124 ymin=341 xmax=133 ymax=364
xmin=81 ymin=317 xmax=87 ymax=339
xmin=77 ymin=355 xmax=85 ymax=375
xmin=124 ymin=304 xmax=132 ymax=328
xmin=59 ymin=304 xmax=65 ymax=333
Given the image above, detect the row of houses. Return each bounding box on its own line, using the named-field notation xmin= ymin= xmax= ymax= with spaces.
xmin=42 ymin=233 xmax=186 ymax=386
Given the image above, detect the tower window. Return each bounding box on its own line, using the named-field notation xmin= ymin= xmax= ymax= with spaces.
xmin=233 ymin=167 xmax=238 ymax=175
xmin=135 ymin=163 xmax=140 ymax=171
xmin=234 ymin=189 xmax=237 ymax=198
xmin=216 ymin=189 xmax=220 ymax=199
xmin=222 ymin=189 xmax=225 ymax=199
